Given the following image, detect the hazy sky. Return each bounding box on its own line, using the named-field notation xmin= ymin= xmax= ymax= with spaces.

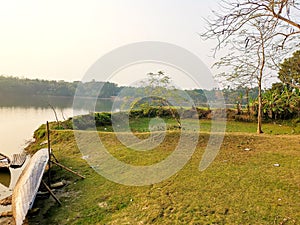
xmin=0 ymin=0 xmax=220 ymax=89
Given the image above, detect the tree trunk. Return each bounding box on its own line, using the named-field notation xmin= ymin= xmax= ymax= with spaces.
xmin=257 ymin=84 xmax=263 ymax=134
xmin=246 ymin=88 xmax=250 ymax=116
xmin=257 ymin=29 xmax=265 ymax=135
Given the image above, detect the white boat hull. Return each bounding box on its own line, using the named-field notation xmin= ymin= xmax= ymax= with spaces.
xmin=12 ymin=148 xmax=49 ymax=225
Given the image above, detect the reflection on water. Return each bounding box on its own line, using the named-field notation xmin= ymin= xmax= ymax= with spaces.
xmin=0 ymin=168 xmax=10 ymax=188
xmin=0 ymin=95 xmax=114 ymax=210
xmin=0 ymin=95 xmax=73 ymax=109
xmin=0 ymin=95 xmax=115 ymax=111
xmin=0 ymin=96 xmax=114 ymax=156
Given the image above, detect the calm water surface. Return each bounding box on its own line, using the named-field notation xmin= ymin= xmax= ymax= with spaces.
xmin=0 ymin=96 xmax=112 ymax=212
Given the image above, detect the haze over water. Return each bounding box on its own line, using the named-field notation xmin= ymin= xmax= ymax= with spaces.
xmin=0 ymin=95 xmax=112 ymax=211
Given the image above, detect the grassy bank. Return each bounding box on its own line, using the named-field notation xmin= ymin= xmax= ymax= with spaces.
xmin=25 ymin=119 xmax=300 ymax=224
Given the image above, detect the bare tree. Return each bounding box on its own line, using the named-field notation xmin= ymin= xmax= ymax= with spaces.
xmin=204 ymin=0 xmax=300 ymax=53
xmin=133 ymin=71 xmax=183 ymax=128
xmin=202 ymin=0 xmax=300 ymax=134
xmin=48 ymin=103 xmax=61 ymax=128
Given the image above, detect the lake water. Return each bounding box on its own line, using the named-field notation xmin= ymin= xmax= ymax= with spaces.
xmin=0 ymin=95 xmax=112 ymax=212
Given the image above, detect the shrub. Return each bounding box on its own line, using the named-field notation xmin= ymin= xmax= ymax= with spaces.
xmin=34 ymin=124 xmax=46 ymax=139
xmin=95 ymin=112 xmax=112 ymax=126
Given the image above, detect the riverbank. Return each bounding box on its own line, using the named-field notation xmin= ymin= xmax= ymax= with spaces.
xmin=23 ymin=119 xmax=300 ymax=224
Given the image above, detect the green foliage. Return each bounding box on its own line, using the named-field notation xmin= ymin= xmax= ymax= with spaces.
xmin=278 ymin=50 xmax=300 ymax=87
xmin=0 ymin=75 xmax=262 ymax=107
xmin=33 ymin=124 xmax=46 ymax=139
xmin=59 ymin=118 xmax=74 ymax=129
xmin=0 ymin=76 xmax=120 ymax=98
xmin=72 ymin=114 xmax=97 ymax=130
xmin=261 ymin=84 xmax=300 ymax=120
xmin=72 ymin=113 xmax=112 ymax=130
xmin=131 ymin=106 xmax=178 ymax=119
xmin=65 ymin=109 xmax=300 ymax=134
xmin=71 ymin=109 xmax=180 ymax=131
xmin=94 ymin=112 xmax=112 ymax=126
xmin=185 ymin=89 xmax=208 ymax=107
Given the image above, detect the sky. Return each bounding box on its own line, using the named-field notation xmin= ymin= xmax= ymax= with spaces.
xmin=0 ymin=0 xmax=221 ymax=89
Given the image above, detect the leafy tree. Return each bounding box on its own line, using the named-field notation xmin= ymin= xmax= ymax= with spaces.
xmin=278 ymin=50 xmax=300 ymax=88
xmin=262 ymin=88 xmax=281 ymax=119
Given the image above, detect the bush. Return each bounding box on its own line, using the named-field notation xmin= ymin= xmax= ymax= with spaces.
xmin=95 ymin=112 xmax=112 ymax=126
xmin=72 ymin=114 xmax=96 ymax=130
xmin=34 ymin=124 xmax=46 ymax=139
xmin=196 ymin=108 xmax=212 ymax=119
xmin=60 ymin=118 xmax=73 ymax=129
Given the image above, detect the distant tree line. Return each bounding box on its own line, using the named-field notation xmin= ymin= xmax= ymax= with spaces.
xmin=0 ymin=76 xmax=119 ymax=98
xmin=0 ymin=75 xmax=263 ymax=106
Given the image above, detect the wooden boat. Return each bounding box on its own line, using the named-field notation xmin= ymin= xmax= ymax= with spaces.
xmin=0 ymin=153 xmax=10 ymax=169
xmin=12 ymin=148 xmax=49 ymax=225
xmin=10 ymin=153 xmax=27 ymax=168
xmin=0 ymin=152 xmax=27 ymax=169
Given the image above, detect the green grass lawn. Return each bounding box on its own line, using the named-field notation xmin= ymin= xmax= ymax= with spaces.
xmin=26 ymin=120 xmax=300 ymax=224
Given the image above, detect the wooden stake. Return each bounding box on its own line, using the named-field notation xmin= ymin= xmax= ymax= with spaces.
xmin=51 ymin=152 xmax=59 ymax=163
xmin=51 ymin=160 xmax=85 ymax=179
xmin=46 ymin=121 xmax=51 ymax=187
xmin=41 ymin=180 xmax=62 ymax=206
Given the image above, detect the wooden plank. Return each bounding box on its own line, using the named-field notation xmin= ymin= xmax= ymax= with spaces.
xmin=12 ymin=148 xmax=49 ymax=225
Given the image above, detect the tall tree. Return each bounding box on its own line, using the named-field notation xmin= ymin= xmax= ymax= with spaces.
xmin=202 ymin=0 xmax=300 ymax=134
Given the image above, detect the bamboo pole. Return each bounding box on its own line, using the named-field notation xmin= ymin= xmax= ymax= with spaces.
xmin=51 ymin=160 xmax=85 ymax=179
xmin=41 ymin=180 xmax=62 ymax=206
